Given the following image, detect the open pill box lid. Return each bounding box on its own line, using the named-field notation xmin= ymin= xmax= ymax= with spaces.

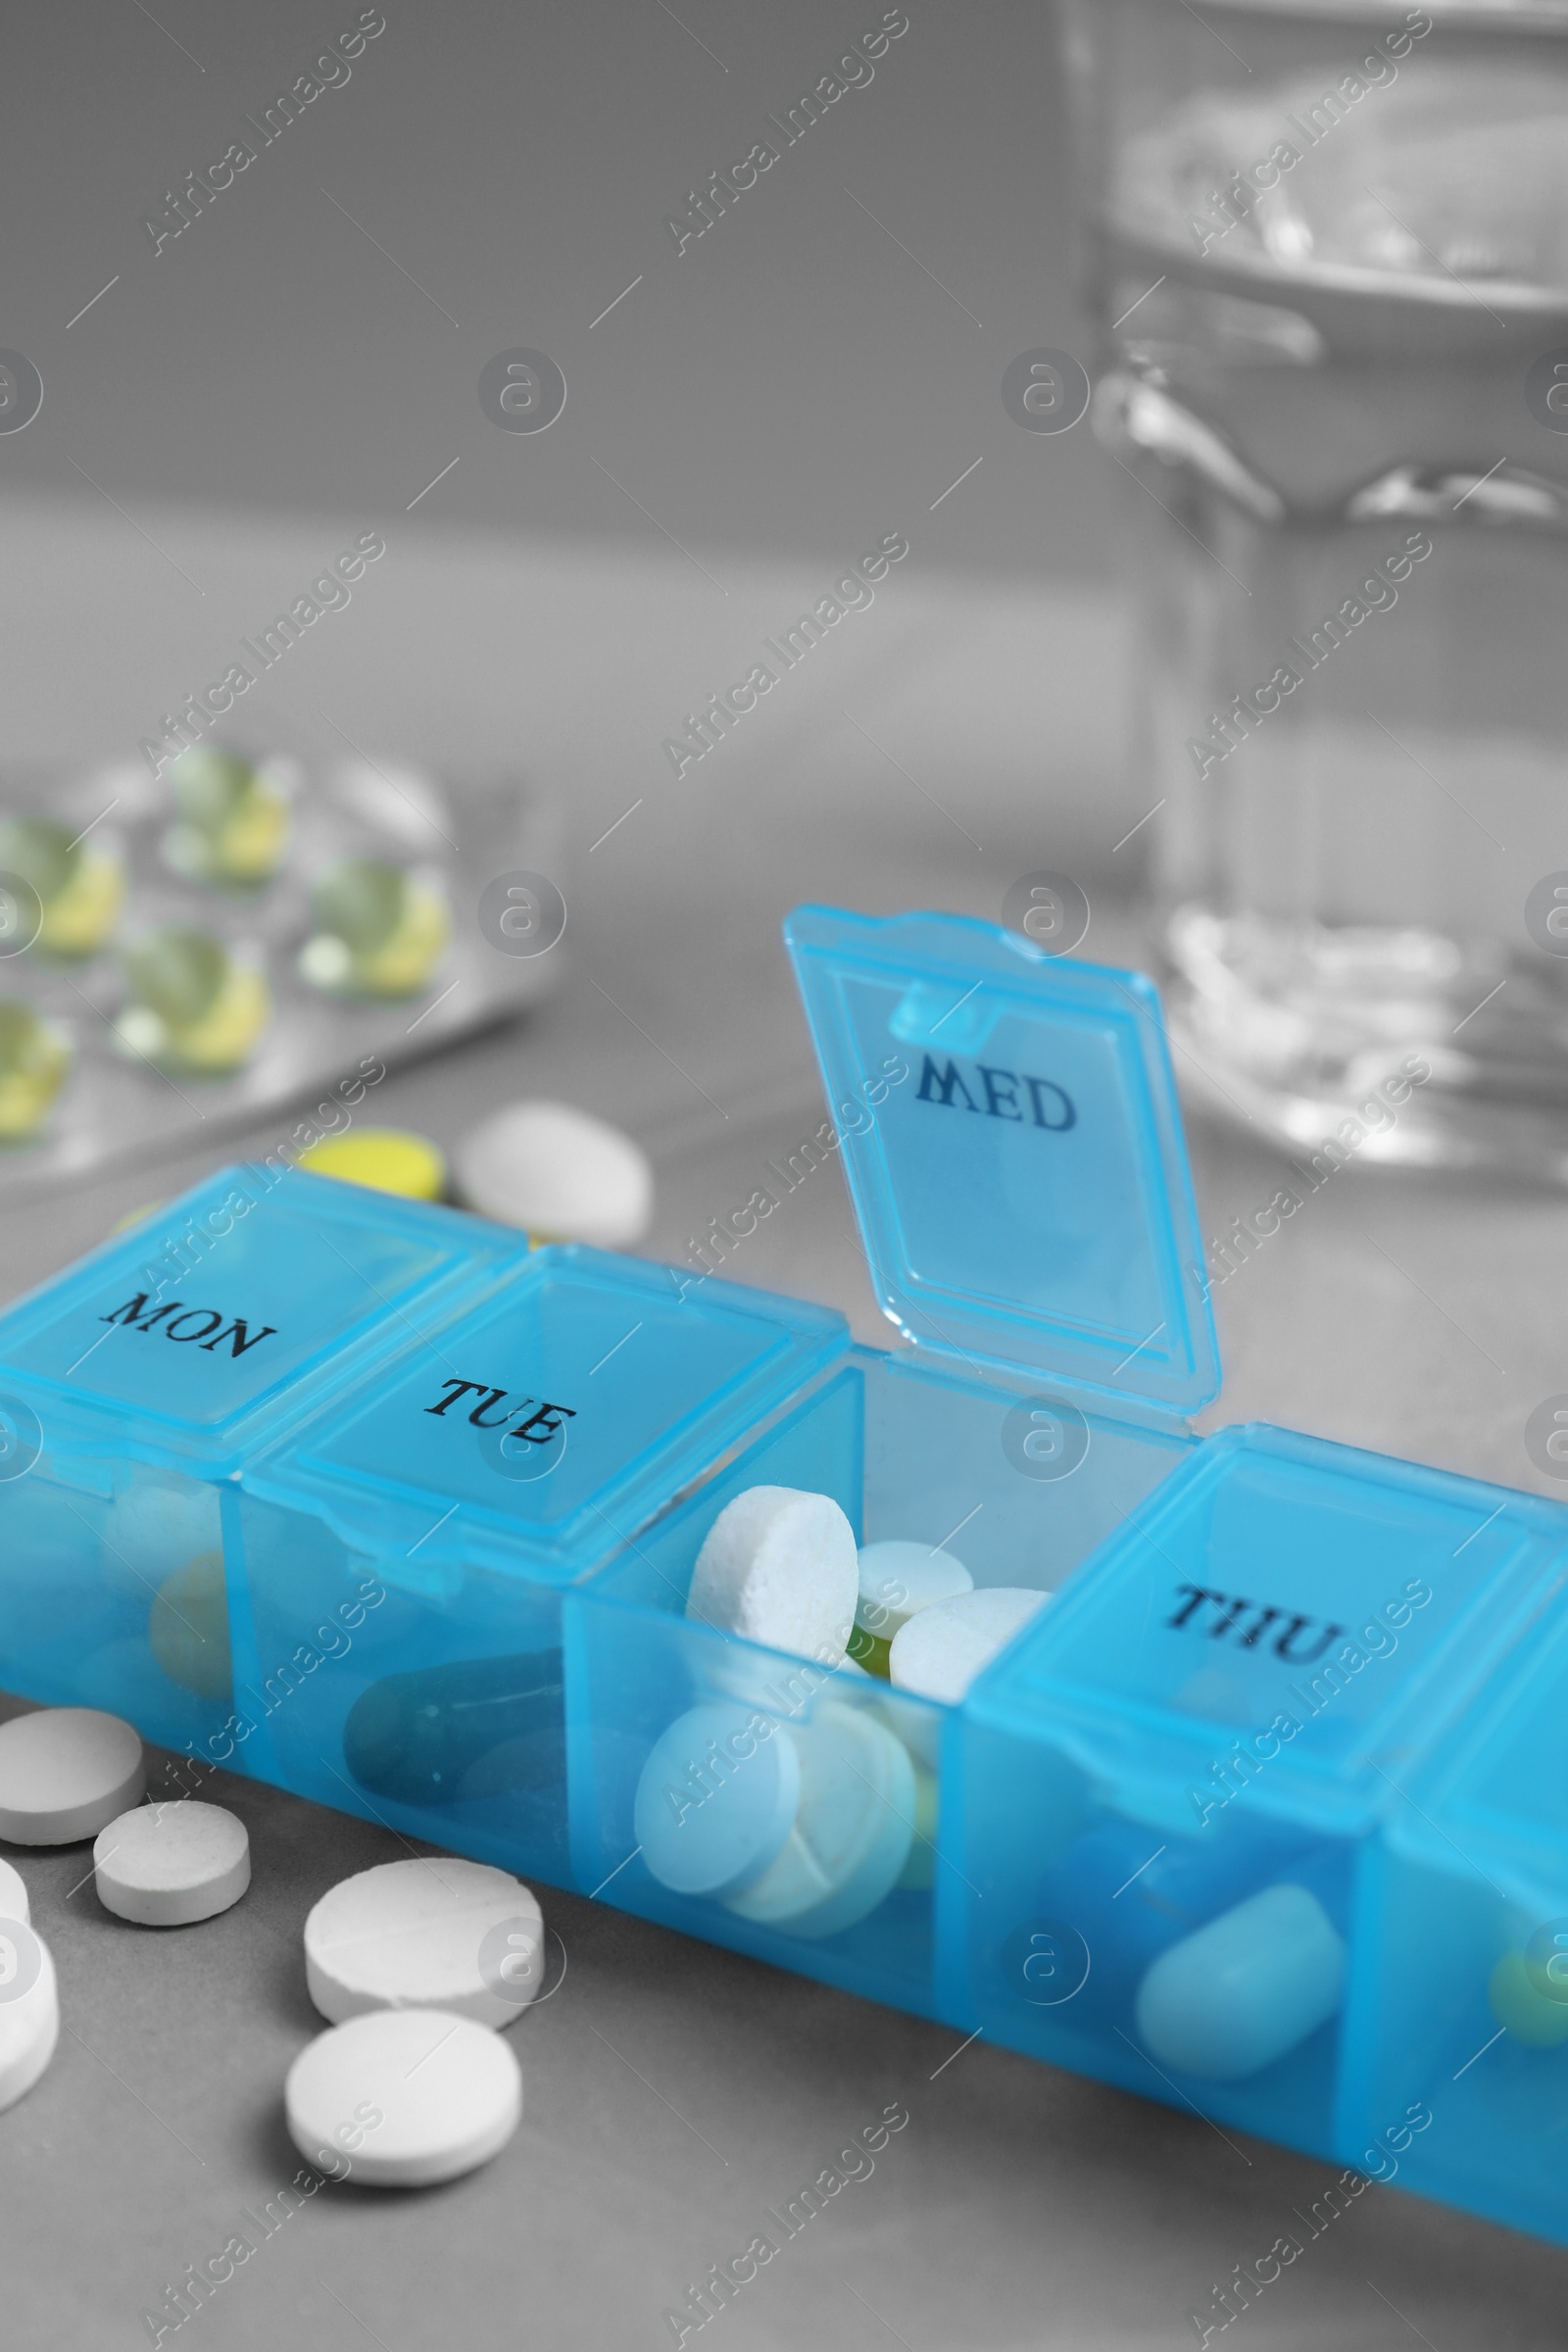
xmin=784 ymin=906 xmax=1220 ymax=1420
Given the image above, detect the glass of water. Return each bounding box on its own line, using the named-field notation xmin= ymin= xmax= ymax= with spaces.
xmin=1061 ymin=0 xmax=1568 ymax=1178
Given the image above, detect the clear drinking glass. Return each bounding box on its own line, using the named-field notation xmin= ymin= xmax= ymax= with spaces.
xmin=1061 ymin=0 xmax=1568 ymax=1177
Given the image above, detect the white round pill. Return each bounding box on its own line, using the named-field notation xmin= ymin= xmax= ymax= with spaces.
xmin=285 ymin=2008 xmax=521 ymax=2188
xmin=0 ymin=1707 xmax=144 ymax=1844
xmin=93 ymin=1801 xmax=250 ymax=1927
xmin=725 ymin=1702 xmax=915 ymax=1941
xmin=304 ymin=1857 xmax=545 ymax=2029
xmin=1135 ymin=1884 xmax=1348 ymax=2082
xmin=453 ymin=1100 xmax=654 ymax=1246
xmin=889 ymin=1588 xmax=1050 ymax=1710
xmin=636 ymin=1701 xmax=802 ymax=1899
xmin=0 ymin=1919 xmax=59 ymax=2113
xmin=687 ymin=1487 xmax=858 ymax=1667
xmin=855 ymin=1541 xmax=973 ymax=1641
xmin=0 ymin=1858 xmax=30 ymax=1926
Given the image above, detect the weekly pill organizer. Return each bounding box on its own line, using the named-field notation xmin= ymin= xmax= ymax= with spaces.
xmin=2 ymin=903 xmax=1566 ymax=2247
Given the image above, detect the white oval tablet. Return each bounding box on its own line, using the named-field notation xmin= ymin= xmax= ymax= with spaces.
xmin=453 ymin=1100 xmax=654 ymax=1246
xmin=0 ymin=1858 xmax=30 ymax=1926
xmin=285 ymin=2008 xmax=521 ymax=2188
xmin=687 ymin=1487 xmax=858 ymax=1666
xmin=0 ymin=1920 xmax=59 ymax=2113
xmin=889 ymin=1587 xmax=1050 ymax=1709
xmin=305 ymin=1858 xmax=545 ymax=2029
xmin=1135 ymin=1884 xmax=1348 ymax=2082
xmin=724 ymin=1703 xmax=915 ymax=1940
xmin=94 ymin=1801 xmax=250 ymax=1927
xmin=855 ymin=1541 xmax=973 ymax=1640
xmin=0 ymin=1707 xmax=144 ymax=1844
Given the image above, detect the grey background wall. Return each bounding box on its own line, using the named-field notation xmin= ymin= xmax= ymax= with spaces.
xmin=0 ymin=0 xmax=1109 ymax=582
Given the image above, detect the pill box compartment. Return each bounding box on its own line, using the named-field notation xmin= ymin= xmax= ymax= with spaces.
xmin=0 ymin=1164 xmax=515 ymax=1753
xmin=231 ymin=1247 xmax=848 ymax=1882
xmin=569 ymin=909 xmax=1212 ymax=2011
xmin=571 ymin=1350 xmax=1189 ymax=2016
xmin=955 ymin=1427 xmax=1568 ymax=2164
xmin=1362 ymin=1566 xmax=1568 ymax=2245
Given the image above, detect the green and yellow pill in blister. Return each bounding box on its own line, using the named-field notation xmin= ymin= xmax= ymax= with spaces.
xmin=0 ymin=813 xmax=124 ymax=956
xmin=300 ymin=858 xmax=450 ymax=999
xmin=116 ymin=925 xmax=270 ymax=1074
xmin=166 ymin=749 xmax=291 ymax=888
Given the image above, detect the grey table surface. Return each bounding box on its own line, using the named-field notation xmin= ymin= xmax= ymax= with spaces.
xmin=4 ymin=503 xmax=1568 ymax=2349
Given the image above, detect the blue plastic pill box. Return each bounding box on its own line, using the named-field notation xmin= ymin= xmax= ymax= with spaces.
xmin=1 ymin=902 xmax=1564 ymax=2249
xmin=0 ymin=1168 xmax=524 ymax=1741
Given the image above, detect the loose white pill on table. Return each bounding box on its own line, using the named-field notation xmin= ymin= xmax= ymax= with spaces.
xmin=0 ymin=1707 xmax=144 ymax=1844
xmin=453 ymin=1100 xmax=654 ymax=1247
xmin=687 ymin=1487 xmax=858 ymax=1667
xmin=0 ymin=1919 xmax=59 ymax=2113
xmin=304 ymin=1857 xmax=546 ymax=2029
xmin=888 ymin=1588 xmax=1050 ymax=1709
xmin=1134 ymin=1883 xmax=1348 ymax=2082
xmin=725 ymin=1702 xmax=916 ymax=1940
xmin=93 ymin=1801 xmax=250 ymax=1927
xmin=0 ymin=1858 xmax=29 ymax=1925
xmin=285 ymin=2008 xmax=522 ymax=2188
xmin=636 ymin=1700 xmax=802 ymax=1899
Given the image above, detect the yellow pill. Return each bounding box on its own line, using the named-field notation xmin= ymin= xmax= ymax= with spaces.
xmin=1489 ymin=1949 xmax=1568 ymax=2047
xmin=297 ymin=1127 xmax=447 ymax=1201
xmin=149 ymin=1550 xmax=232 ymax=1702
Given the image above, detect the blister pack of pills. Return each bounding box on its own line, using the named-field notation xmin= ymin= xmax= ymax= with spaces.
xmin=0 ymin=749 xmax=559 ymax=1200
xmin=1 ymin=905 xmax=1565 ymax=2248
